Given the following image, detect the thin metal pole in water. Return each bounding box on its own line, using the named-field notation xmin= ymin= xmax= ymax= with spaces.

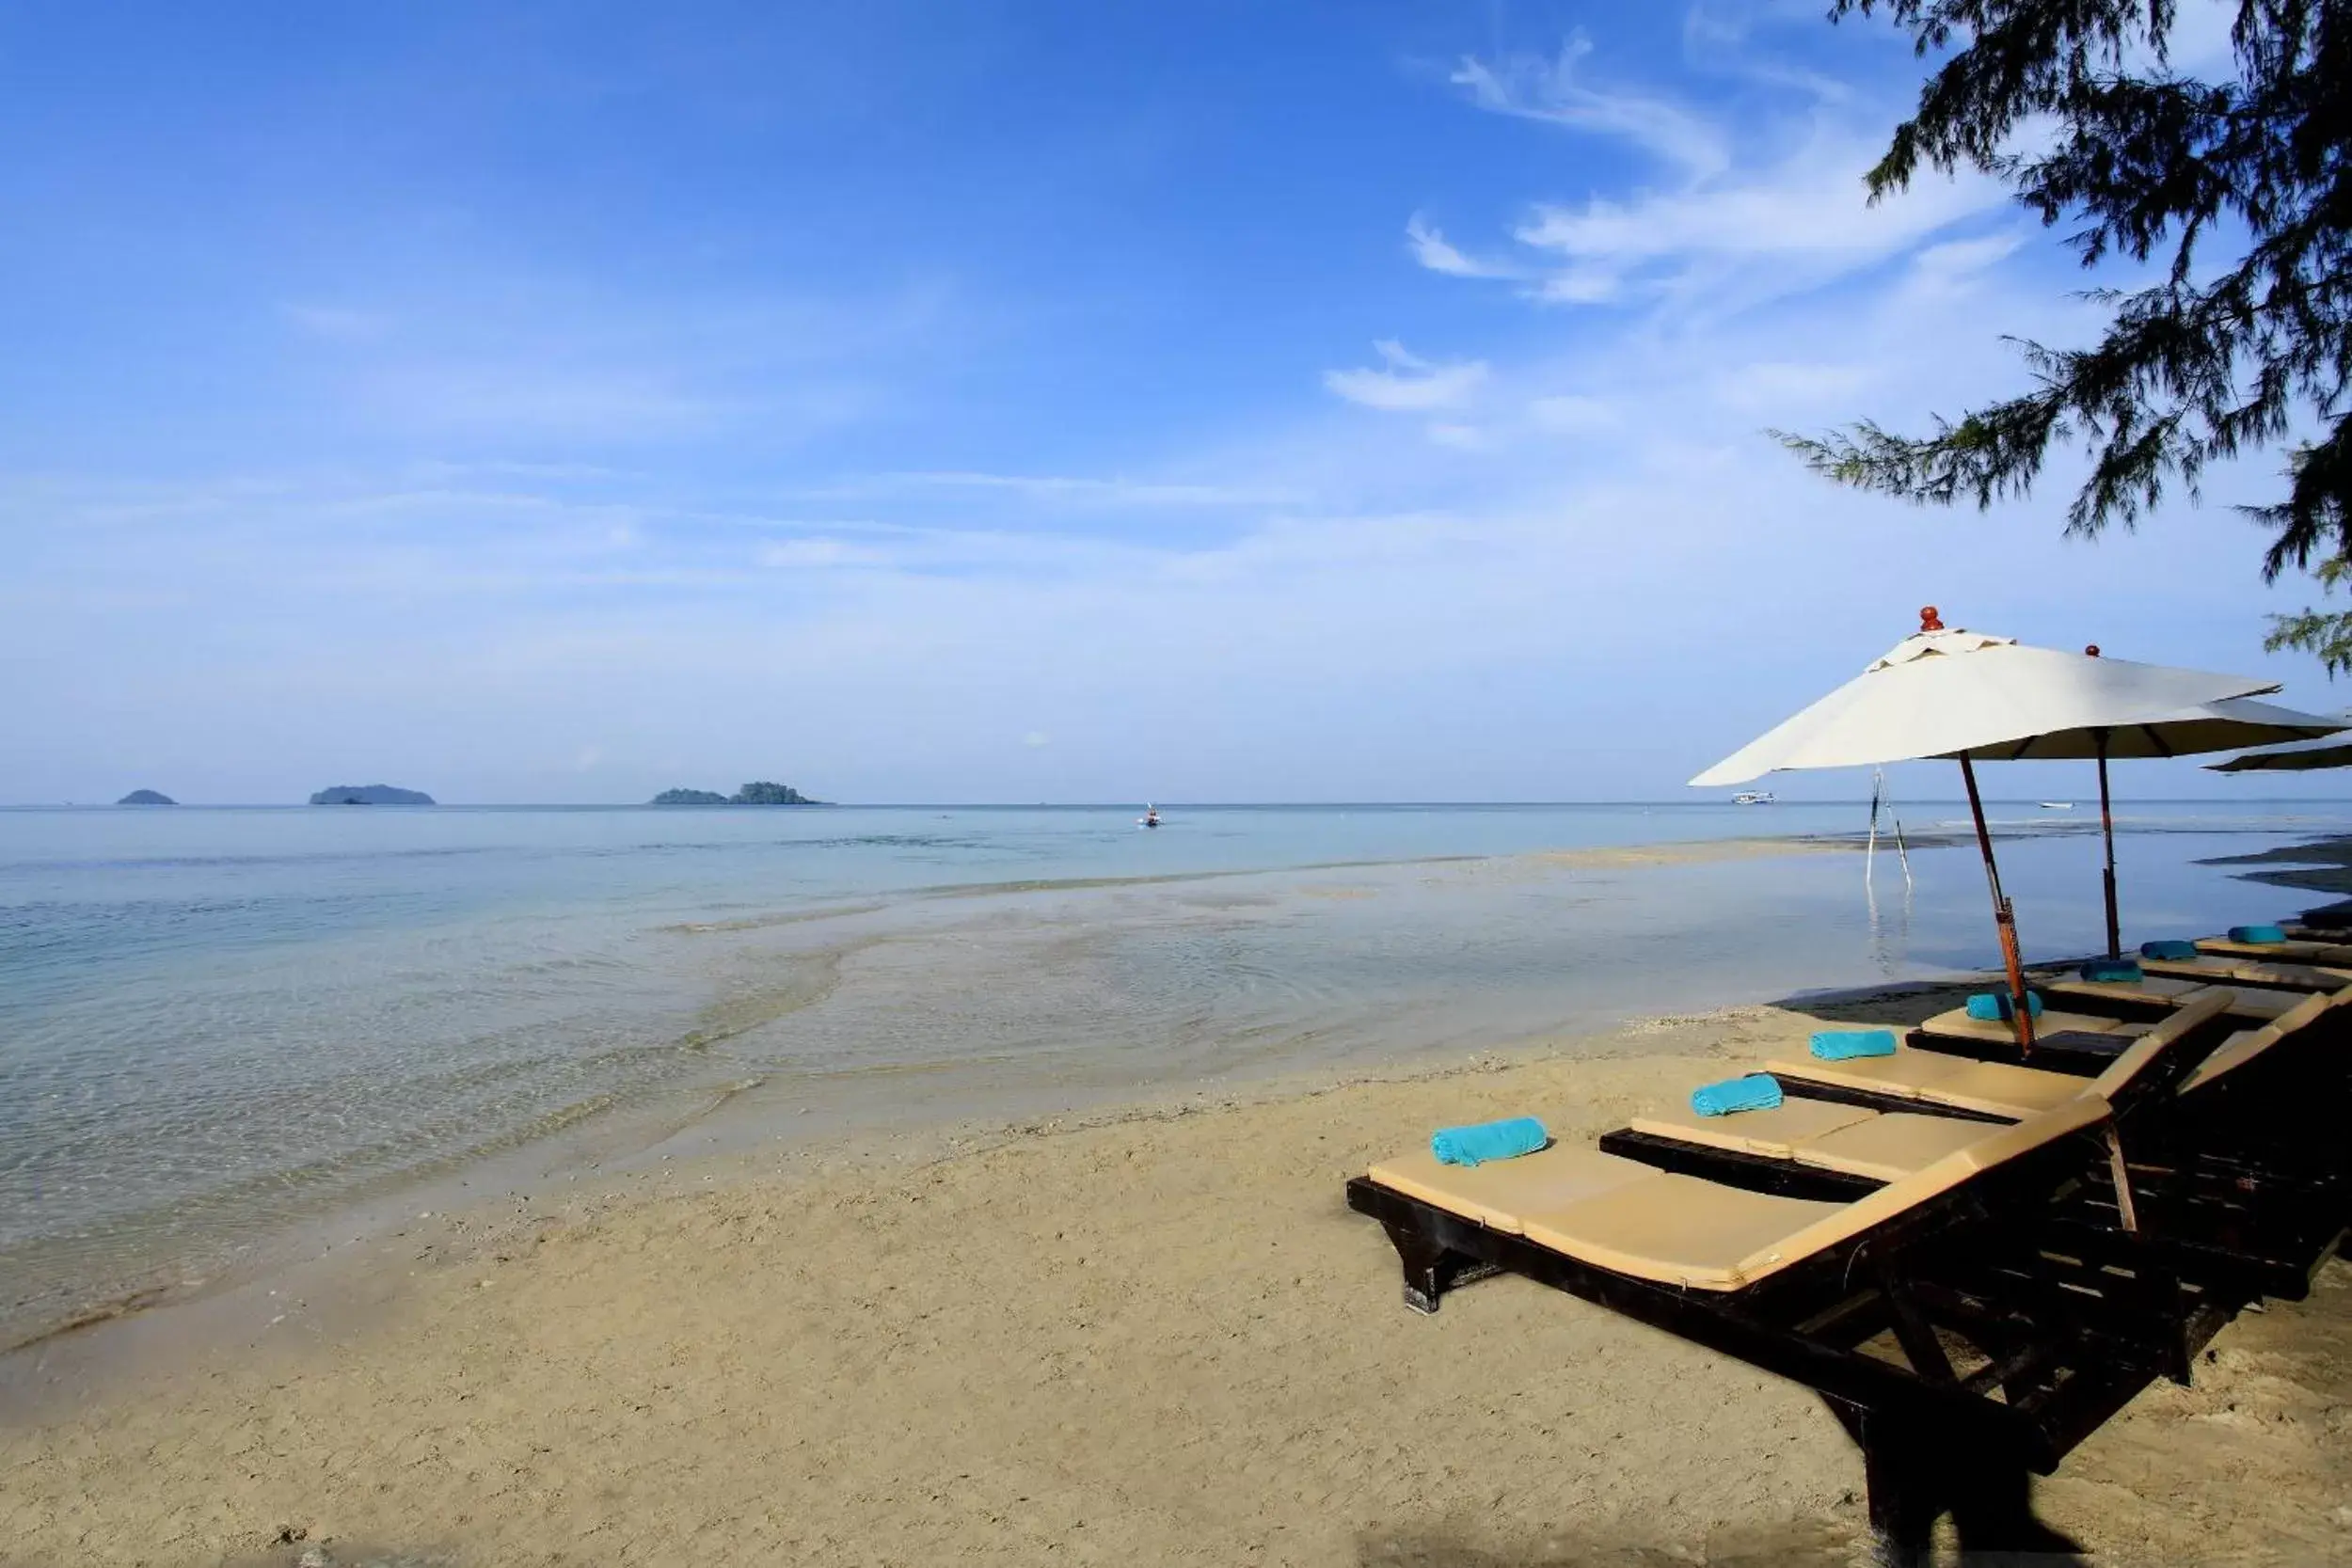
xmin=1960 ymin=753 xmax=2035 ymax=1053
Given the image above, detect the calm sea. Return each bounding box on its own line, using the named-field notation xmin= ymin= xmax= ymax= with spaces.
xmin=3 ymin=799 xmax=2344 ymax=1347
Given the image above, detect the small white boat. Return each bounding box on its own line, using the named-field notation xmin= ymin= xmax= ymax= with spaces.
xmin=1139 ymin=804 xmax=1161 ymax=829
xmin=2038 ymin=801 xmax=2074 ymax=809
xmin=1732 ymin=790 xmax=1774 ymax=805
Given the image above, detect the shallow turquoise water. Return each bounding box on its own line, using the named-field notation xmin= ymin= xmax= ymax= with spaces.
xmin=2 ymin=799 xmax=2345 ymax=1344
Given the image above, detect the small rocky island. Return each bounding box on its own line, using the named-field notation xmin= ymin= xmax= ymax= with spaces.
xmin=117 ymin=789 xmax=177 ymax=805
xmin=310 ymin=784 xmax=436 ymax=806
xmin=651 ymin=781 xmax=821 ymax=805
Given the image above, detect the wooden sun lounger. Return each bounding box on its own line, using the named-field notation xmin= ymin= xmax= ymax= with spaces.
xmin=2042 ymin=973 xmax=2306 ymax=1024
xmin=1349 ymin=1092 xmax=2207 ymax=1561
xmin=1601 ymin=991 xmax=2348 ymax=1301
xmin=2195 ymin=933 xmax=2352 ymax=964
xmin=2142 ymin=953 xmax=2352 ymax=990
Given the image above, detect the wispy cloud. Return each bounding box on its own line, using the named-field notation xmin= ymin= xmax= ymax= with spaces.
xmin=1404 ymin=214 xmax=1521 ymax=280
xmin=1450 ymin=36 xmax=1730 ymax=181
xmin=1423 ymin=39 xmax=2010 ymax=316
xmin=1323 ymin=341 xmax=1488 ymax=411
xmin=823 ymin=471 xmax=1299 ymax=507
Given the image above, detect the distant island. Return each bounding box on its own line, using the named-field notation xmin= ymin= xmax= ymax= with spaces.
xmin=117 ymin=789 xmax=177 ymax=805
xmin=651 ymin=781 xmax=822 ymax=806
xmin=310 ymin=784 xmax=436 ymax=806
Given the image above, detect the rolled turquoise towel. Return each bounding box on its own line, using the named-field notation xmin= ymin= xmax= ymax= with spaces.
xmin=2081 ymin=958 xmax=2143 ymax=983
xmin=1965 ymin=991 xmax=2044 ymax=1022
xmin=1811 ymin=1028 xmax=1897 ymax=1060
xmin=1690 ymin=1074 xmax=1782 ymax=1117
xmin=1431 ymin=1116 xmax=1549 ymax=1167
xmin=2229 ymin=924 xmax=2286 ymax=944
xmin=2141 ymin=940 xmax=2198 ymax=959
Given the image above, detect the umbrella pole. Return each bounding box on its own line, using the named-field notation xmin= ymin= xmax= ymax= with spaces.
xmin=2097 ymin=731 xmax=2121 ymax=959
xmin=1960 ymin=755 xmax=2036 ymax=1053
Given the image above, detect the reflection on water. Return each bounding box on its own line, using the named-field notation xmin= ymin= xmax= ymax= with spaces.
xmin=1 ymin=800 xmax=2345 ymax=1346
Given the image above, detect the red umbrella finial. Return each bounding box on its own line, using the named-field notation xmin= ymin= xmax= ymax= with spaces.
xmin=2085 ymin=644 xmax=2101 ymax=657
xmin=1919 ymin=606 xmax=1944 ymax=632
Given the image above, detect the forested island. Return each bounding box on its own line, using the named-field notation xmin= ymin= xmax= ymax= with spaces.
xmin=651 ymin=781 xmax=821 ymax=805
xmin=310 ymin=784 xmax=436 ymax=805
xmin=117 ymin=789 xmax=176 ymax=805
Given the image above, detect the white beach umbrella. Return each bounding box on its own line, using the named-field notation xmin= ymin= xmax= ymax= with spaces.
xmin=1955 ymin=686 xmax=2344 ymax=956
xmin=1692 ymin=609 xmax=2284 ymax=1048
xmin=2206 ymin=727 xmax=2352 ymax=773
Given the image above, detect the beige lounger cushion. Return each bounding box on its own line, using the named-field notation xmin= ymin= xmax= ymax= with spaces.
xmin=1764 ymin=1043 xmax=2099 ymax=1119
xmin=1917 ymin=1006 xmax=2138 ymax=1044
xmin=1760 ymin=1043 xmax=1975 ymax=1100
xmin=1906 ymin=1059 xmax=2090 ymax=1117
xmin=2197 ymin=936 xmax=2352 ymax=963
xmin=2179 ymin=988 xmax=2342 ymax=1093
xmin=2146 ymin=955 xmax=2352 ymax=988
xmin=2043 ymin=975 xmax=2210 ymax=1007
xmin=1793 ymin=1113 xmax=2011 ymax=1182
xmin=1519 ymin=1097 xmax=2111 ymax=1291
xmin=1365 ymin=1144 xmax=1658 ymax=1234
xmin=1628 ymin=1098 xmax=1875 ymax=1158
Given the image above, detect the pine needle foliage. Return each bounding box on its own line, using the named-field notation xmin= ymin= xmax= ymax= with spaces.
xmin=1780 ymin=1 xmax=2351 ymax=663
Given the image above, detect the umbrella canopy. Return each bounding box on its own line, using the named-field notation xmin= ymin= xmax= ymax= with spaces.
xmin=1955 ymin=694 xmax=2344 ymax=761
xmin=1691 ymin=624 xmax=2281 ymax=786
xmin=2208 ymin=729 xmax=2352 ymax=772
xmin=1689 ymin=609 xmax=2291 ymax=1052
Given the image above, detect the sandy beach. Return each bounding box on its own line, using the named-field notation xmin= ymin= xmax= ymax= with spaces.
xmin=6 ymin=990 xmax=2348 ymax=1568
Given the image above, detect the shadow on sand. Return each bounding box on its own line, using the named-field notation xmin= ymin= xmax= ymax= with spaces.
xmin=1358 ymin=1513 xmax=2090 ymax=1566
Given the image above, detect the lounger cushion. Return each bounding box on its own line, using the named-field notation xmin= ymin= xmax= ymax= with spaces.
xmin=1760 ymin=1043 xmax=1973 ymax=1100
xmin=1793 ymin=1113 xmax=2010 ymax=1182
xmin=1909 ymin=1059 xmax=2092 ymax=1117
xmin=1521 ymin=1097 xmax=2111 ymax=1291
xmin=1630 ymin=1098 xmax=1876 ymax=1159
xmin=2146 ymin=955 xmax=2352 ymax=989
xmin=2046 ymin=974 xmax=2211 ymax=1006
xmin=1366 ymin=1144 xmax=1657 ymax=1234
xmin=1519 ymin=1174 xmax=1848 ymax=1291
xmin=2180 ymin=989 xmax=2342 ymax=1093
xmin=1918 ymin=1006 xmax=2139 ymax=1044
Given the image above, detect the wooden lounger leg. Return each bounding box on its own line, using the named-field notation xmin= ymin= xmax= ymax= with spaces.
xmin=1378 ymin=1219 xmax=1500 ymax=1314
xmin=1827 ymin=1401 xmax=2084 ymax=1567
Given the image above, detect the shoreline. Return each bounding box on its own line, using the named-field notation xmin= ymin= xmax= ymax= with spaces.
xmin=1 ymin=831 xmax=1869 ymax=1362
xmin=8 ymin=980 xmax=2347 ymax=1565
xmin=16 ymin=811 xmax=2350 ymax=1368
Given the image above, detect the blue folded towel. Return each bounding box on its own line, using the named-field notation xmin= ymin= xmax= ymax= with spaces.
xmin=1965 ymin=990 xmax=2045 ymax=1022
xmin=2141 ymin=940 xmax=2198 ymax=959
xmin=1811 ymin=1028 xmax=1898 ymax=1060
xmin=2229 ymin=924 xmax=2287 ymax=944
xmin=1690 ymin=1074 xmax=1783 ymax=1117
xmin=1431 ymin=1116 xmax=1549 ymax=1167
xmin=2081 ymin=958 xmax=2143 ymax=983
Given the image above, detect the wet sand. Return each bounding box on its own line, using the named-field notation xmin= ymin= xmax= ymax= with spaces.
xmin=5 ymin=995 xmax=2348 ymax=1567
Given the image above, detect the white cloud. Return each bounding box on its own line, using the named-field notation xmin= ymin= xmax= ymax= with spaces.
xmin=1450 ymin=37 xmax=1730 ymax=181
xmin=1022 ymin=731 xmax=1051 ymax=749
xmin=1405 ymin=214 xmax=1520 ymax=280
xmin=1420 ymin=39 xmax=2015 ymax=317
xmin=1323 ymin=341 xmax=1488 ymax=412
xmin=1509 ymin=128 xmax=2004 ymax=309
xmin=827 ymin=471 xmax=1295 ymax=507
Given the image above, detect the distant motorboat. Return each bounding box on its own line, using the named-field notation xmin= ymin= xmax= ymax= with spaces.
xmin=1732 ymin=791 xmax=1774 ymax=805
xmin=1139 ymin=804 xmax=1161 ymax=829
xmin=2039 ymin=801 xmax=2074 ymax=809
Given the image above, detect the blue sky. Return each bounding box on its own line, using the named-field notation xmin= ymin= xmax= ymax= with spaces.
xmin=1 ymin=0 xmax=2335 ymax=803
